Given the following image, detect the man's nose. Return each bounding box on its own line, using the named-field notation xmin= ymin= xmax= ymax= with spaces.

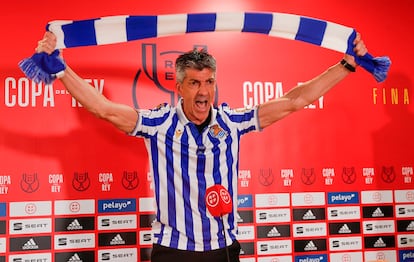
xmin=198 ymin=82 xmax=210 ymax=93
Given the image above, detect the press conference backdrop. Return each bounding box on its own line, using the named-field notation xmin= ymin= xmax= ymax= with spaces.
xmin=1 ymin=0 xmax=413 ymax=261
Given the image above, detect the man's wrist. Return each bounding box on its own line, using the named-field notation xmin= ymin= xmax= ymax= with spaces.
xmin=340 ymin=59 xmax=356 ymax=72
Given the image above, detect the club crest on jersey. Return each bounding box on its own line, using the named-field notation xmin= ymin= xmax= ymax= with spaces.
xmin=209 ymin=124 xmax=227 ymax=138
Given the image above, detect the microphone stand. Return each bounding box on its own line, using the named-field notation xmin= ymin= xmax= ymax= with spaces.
xmin=220 ymin=215 xmax=230 ymax=262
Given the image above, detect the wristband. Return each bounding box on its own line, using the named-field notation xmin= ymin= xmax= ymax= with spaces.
xmin=340 ymin=59 xmax=356 ymax=72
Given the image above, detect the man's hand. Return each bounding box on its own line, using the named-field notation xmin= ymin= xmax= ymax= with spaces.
xmin=344 ymin=32 xmax=368 ymax=67
xmin=35 ymin=31 xmax=57 ymax=55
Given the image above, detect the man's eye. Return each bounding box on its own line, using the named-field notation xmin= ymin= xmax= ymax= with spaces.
xmin=189 ymin=81 xmax=199 ymax=87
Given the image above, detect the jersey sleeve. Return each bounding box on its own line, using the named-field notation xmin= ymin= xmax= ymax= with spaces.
xmin=220 ymin=104 xmax=261 ymax=135
xmin=128 ymin=103 xmax=172 ymax=137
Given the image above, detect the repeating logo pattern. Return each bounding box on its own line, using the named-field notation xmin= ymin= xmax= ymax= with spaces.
xmin=1 ymin=43 xmax=413 ymax=262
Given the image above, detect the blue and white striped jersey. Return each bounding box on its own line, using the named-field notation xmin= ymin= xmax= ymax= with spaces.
xmin=130 ymin=99 xmax=260 ymax=251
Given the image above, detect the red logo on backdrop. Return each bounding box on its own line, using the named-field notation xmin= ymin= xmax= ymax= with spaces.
xmin=259 ymin=168 xmax=274 ymax=186
xmin=20 ymin=173 xmax=40 ymax=193
xmin=381 ymin=166 xmax=396 ymax=183
xmin=132 ymin=43 xmax=219 ymax=109
xmin=122 ymin=171 xmax=139 ymax=190
xmin=376 ymin=252 xmax=386 ymax=260
xmin=301 ymin=168 xmax=316 ymax=185
xmin=72 ymin=172 xmax=91 ymax=191
xmin=268 ymin=195 xmax=278 ymax=206
xmin=70 ymin=202 xmax=81 ymax=213
xmin=25 ymin=203 xmax=37 ymax=214
xmin=372 ymin=192 xmax=382 ymax=202
xmin=341 ymin=254 xmax=351 ymax=262
xmin=406 ymin=191 xmax=414 ymax=202
xmin=304 ymin=194 xmax=313 ymax=205
xmin=342 ymin=167 xmax=356 ymax=184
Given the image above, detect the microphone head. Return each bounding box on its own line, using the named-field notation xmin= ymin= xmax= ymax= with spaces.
xmin=205 ymin=184 xmax=233 ymax=217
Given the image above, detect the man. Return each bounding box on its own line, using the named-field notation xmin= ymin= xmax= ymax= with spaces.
xmin=36 ymin=31 xmax=367 ymax=261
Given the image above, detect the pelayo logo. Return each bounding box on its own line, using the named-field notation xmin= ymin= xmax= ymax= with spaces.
xmin=295 ymin=254 xmax=327 ymax=262
xmin=400 ymin=250 xmax=414 ymax=261
xmin=98 ymin=199 xmax=137 ymax=213
xmin=327 ymin=192 xmax=359 ymax=204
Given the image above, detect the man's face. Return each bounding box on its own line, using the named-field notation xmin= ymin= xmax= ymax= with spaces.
xmin=177 ymin=68 xmax=216 ymax=125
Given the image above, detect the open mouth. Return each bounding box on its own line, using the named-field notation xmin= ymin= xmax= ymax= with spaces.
xmin=195 ymin=100 xmax=209 ymax=111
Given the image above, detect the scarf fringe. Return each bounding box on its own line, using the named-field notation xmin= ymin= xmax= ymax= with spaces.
xmin=18 ymin=50 xmax=66 ymax=85
xmin=357 ymin=54 xmax=391 ymax=82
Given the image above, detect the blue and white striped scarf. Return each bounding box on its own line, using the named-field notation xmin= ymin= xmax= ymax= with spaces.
xmin=19 ymin=12 xmax=390 ymax=84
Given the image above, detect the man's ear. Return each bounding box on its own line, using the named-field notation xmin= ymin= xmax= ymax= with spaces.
xmin=176 ymin=82 xmax=182 ymax=95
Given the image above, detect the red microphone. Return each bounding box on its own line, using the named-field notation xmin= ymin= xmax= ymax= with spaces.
xmin=205 ymin=185 xmax=233 ymax=262
xmin=205 ymin=184 xmax=233 ymax=217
